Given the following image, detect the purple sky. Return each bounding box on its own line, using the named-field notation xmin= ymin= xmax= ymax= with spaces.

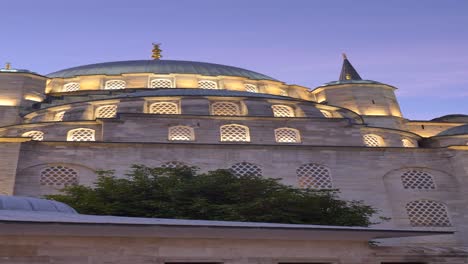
xmin=2 ymin=0 xmax=467 ymax=120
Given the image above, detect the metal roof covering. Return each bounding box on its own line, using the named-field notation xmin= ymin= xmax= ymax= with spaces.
xmin=47 ymin=60 xmax=278 ymax=81
xmin=437 ymin=124 xmax=468 ymax=136
xmin=431 ymin=114 xmax=468 ymax=123
xmin=339 ymin=55 xmax=362 ymax=81
xmin=0 ymin=196 xmax=77 ymax=214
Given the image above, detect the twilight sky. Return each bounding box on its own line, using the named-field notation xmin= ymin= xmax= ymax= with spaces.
xmin=1 ymin=0 xmax=467 ymax=120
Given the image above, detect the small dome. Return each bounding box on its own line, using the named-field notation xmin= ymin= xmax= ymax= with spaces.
xmin=47 ymin=60 xmax=278 ymax=81
xmin=437 ymin=124 xmax=468 ymax=136
xmin=431 ymin=114 xmax=468 ymax=123
xmin=0 ymin=195 xmax=77 ymax=214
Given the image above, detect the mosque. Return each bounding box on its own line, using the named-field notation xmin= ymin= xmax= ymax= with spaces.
xmin=0 ymin=45 xmax=467 ymax=263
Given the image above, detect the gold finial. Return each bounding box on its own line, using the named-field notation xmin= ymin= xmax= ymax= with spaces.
xmin=5 ymin=62 xmax=11 ymax=70
xmin=152 ymin=43 xmax=162 ymax=60
xmin=342 ymin=53 xmax=348 ymax=60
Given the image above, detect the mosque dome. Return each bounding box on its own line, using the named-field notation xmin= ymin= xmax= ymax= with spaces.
xmin=437 ymin=124 xmax=468 ymax=136
xmin=431 ymin=114 xmax=468 ymax=123
xmin=0 ymin=195 xmax=77 ymax=214
xmin=46 ymin=60 xmax=278 ymax=81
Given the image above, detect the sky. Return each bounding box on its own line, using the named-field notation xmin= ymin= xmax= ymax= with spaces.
xmin=1 ymin=0 xmax=467 ymax=120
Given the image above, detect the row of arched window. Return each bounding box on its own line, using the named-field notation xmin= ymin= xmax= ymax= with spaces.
xmin=63 ymin=80 xmax=263 ymax=93
xmin=39 ymin=164 xmax=452 ymax=227
xmin=363 ymin=133 xmax=417 ymax=148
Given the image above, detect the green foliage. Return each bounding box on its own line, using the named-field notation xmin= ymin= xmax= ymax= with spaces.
xmin=46 ymin=165 xmax=381 ymax=226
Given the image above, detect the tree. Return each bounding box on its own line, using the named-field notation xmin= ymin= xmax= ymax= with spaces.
xmin=46 ymin=165 xmax=382 ymax=226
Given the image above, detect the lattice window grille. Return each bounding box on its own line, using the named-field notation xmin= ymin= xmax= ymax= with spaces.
xmin=363 ymin=134 xmax=383 ymax=147
xmin=279 ymin=89 xmax=288 ymax=96
xmin=220 ymin=124 xmax=250 ymax=142
xmin=402 ymin=138 xmax=415 ymax=147
xmin=63 ymin=82 xmax=80 ymax=92
xmin=151 ymin=79 xmax=173 ymax=88
xmin=272 ymin=105 xmax=295 ymax=117
xmin=320 ymin=110 xmax=332 ymax=118
xmin=406 ymin=200 xmax=451 ymax=227
xmin=149 ymin=102 xmax=179 ymax=114
xmin=275 ymin=128 xmax=300 ymax=143
xmin=245 ymin=84 xmax=258 ymax=93
xmin=95 ymin=105 xmax=117 ymax=119
xmin=54 ymin=111 xmax=66 ymax=121
xmin=161 ymin=161 xmax=189 ymax=169
xmin=169 ymin=126 xmax=194 ymax=141
xmin=40 ymin=166 xmax=78 ymax=187
xmin=22 ymin=131 xmax=44 ymax=141
xmin=401 ymin=170 xmax=436 ymax=190
xmin=296 ymin=163 xmax=333 ymax=189
xmin=212 ymin=102 xmax=241 ymax=116
xmin=104 ymin=80 xmax=126 ymax=90
xmin=198 ymin=80 xmax=218 ymax=89
xmin=230 ymin=162 xmax=262 ymax=176
xmin=67 ymin=128 xmax=95 ymax=141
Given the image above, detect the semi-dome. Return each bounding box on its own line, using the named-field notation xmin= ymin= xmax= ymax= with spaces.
xmin=47 ymin=60 xmax=278 ymax=81
xmin=0 ymin=195 xmax=77 ymax=214
xmin=437 ymin=124 xmax=468 ymax=136
xmin=431 ymin=114 xmax=468 ymax=123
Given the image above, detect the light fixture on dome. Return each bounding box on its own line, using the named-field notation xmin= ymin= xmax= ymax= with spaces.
xmin=152 ymin=43 xmax=162 ymax=60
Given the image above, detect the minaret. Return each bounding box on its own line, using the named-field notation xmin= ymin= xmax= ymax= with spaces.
xmin=311 ymin=54 xmax=405 ymax=130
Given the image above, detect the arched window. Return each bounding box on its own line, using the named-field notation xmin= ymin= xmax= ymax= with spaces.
xmin=245 ymin=84 xmax=258 ymax=93
xmin=160 ymin=161 xmax=189 ymax=169
xmin=296 ymin=163 xmax=333 ymax=189
xmin=22 ymin=131 xmax=44 ymax=141
xmin=67 ymin=128 xmax=95 ymax=141
xmin=320 ymin=110 xmax=332 ymax=118
xmin=406 ymin=200 xmax=451 ymax=227
xmin=104 ymin=80 xmax=126 ymax=90
xmin=275 ymin=128 xmax=301 ymax=143
xmin=401 ymin=170 xmax=436 ymax=190
xmin=95 ymin=105 xmax=117 ymax=119
xmin=402 ymin=138 xmax=416 ymax=147
xmin=363 ymin=134 xmax=384 ymax=147
xmin=149 ymin=102 xmax=179 ymax=114
xmin=220 ymin=124 xmax=250 ymax=142
xmin=168 ymin=126 xmax=194 ymax=141
xmin=198 ymin=80 xmax=218 ymax=89
xmin=151 ymin=79 xmax=173 ymax=88
xmin=63 ymin=82 xmax=80 ymax=92
xmin=40 ymin=165 xmax=78 ymax=186
xmin=272 ymin=105 xmax=295 ymax=117
xmin=54 ymin=111 xmax=66 ymax=121
xmin=230 ymin=162 xmax=262 ymax=176
xmin=211 ymin=102 xmax=241 ymax=116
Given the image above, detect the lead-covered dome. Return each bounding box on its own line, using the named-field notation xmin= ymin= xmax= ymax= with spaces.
xmin=47 ymin=60 xmax=278 ymax=81
xmin=0 ymin=195 xmax=77 ymax=214
xmin=437 ymin=124 xmax=468 ymax=136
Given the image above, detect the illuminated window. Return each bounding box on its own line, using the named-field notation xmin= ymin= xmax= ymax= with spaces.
xmin=401 ymin=170 xmax=436 ymax=190
xmin=220 ymin=124 xmax=250 ymax=142
xmin=245 ymin=84 xmax=258 ymax=93
xmin=279 ymin=89 xmax=288 ymax=96
xmin=149 ymin=102 xmax=179 ymax=114
xmin=168 ymin=126 xmax=194 ymax=141
xmin=275 ymin=128 xmax=301 ymax=143
xmin=40 ymin=166 xmax=78 ymax=187
xmin=67 ymin=128 xmax=95 ymax=141
xmin=22 ymin=131 xmax=44 ymax=141
xmin=296 ymin=163 xmax=333 ymax=189
xmin=198 ymin=80 xmax=218 ymax=89
xmin=406 ymin=200 xmax=451 ymax=227
xmin=161 ymin=161 xmax=189 ymax=169
xmin=320 ymin=110 xmax=332 ymax=118
xmin=151 ymin=79 xmax=173 ymax=88
xmin=211 ymin=102 xmax=241 ymax=116
xmin=402 ymin=138 xmax=416 ymax=147
xmin=272 ymin=105 xmax=295 ymax=117
xmin=230 ymin=162 xmax=262 ymax=176
xmin=54 ymin=111 xmax=66 ymax=121
xmin=63 ymin=82 xmax=80 ymax=92
xmin=363 ymin=134 xmax=384 ymax=147
xmin=95 ymin=105 xmax=117 ymax=119
xmin=104 ymin=80 xmax=126 ymax=90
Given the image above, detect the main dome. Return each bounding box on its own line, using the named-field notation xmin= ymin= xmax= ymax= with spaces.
xmin=47 ymin=60 xmax=278 ymax=81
